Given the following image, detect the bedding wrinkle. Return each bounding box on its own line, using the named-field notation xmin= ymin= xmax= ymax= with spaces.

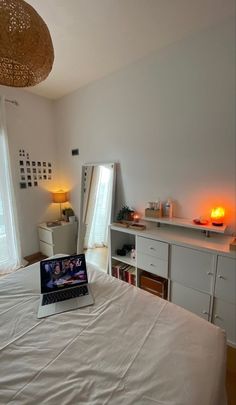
xmin=103 ymin=300 xmax=168 ymax=405
xmin=0 ymin=297 xmax=34 ymax=317
xmin=6 ymin=294 xmax=128 ymax=404
xmin=0 ymin=318 xmax=44 ymax=352
xmin=0 ymin=262 xmax=227 ymax=405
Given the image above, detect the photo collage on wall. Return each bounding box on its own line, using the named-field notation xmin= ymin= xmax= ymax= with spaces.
xmin=19 ymin=149 xmax=53 ymax=189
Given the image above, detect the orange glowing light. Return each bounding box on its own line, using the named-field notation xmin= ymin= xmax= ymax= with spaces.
xmin=211 ymin=207 xmax=225 ymax=226
xmin=134 ymin=214 xmax=140 ymax=223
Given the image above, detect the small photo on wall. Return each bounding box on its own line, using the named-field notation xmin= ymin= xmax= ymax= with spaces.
xmin=43 ymin=169 xmax=46 ymax=174
xmin=48 ymin=175 xmax=52 ymax=180
xmin=37 ymin=162 xmax=41 ymax=167
xmin=43 ymin=175 xmax=47 ymax=180
xmin=21 ymin=175 xmax=26 ymax=181
xmin=48 ymin=169 xmax=52 ymax=174
xmin=19 ymin=160 xmax=24 ymax=166
xmin=28 ymin=182 xmax=32 ymax=187
xmin=34 ymin=182 xmax=38 ymax=187
xmin=39 ymin=175 xmax=42 ymax=180
xmin=26 ymin=161 xmax=30 ymax=166
xmin=48 ymin=162 xmax=52 ymax=167
xmin=43 ymin=162 xmax=46 ymax=167
xmin=27 ymin=168 xmax=31 ymax=173
xmin=32 ymin=161 xmax=36 ymax=166
xmin=33 ymin=168 xmax=36 ymax=173
xmin=27 ymin=175 xmax=31 ymax=180
xmin=20 ymin=182 xmax=27 ymax=189
xmin=33 ymin=175 xmax=37 ymax=180
xmin=20 ymin=168 xmax=25 ymax=174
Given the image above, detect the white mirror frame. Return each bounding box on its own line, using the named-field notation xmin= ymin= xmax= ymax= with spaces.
xmin=77 ymin=162 xmax=116 ymax=255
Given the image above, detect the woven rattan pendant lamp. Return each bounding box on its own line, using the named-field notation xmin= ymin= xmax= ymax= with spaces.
xmin=0 ymin=0 xmax=54 ymax=87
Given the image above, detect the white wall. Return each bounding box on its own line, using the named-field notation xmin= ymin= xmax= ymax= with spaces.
xmin=1 ymin=17 xmax=235 ymax=261
xmin=0 ymin=86 xmax=59 ymax=256
xmin=54 ymin=18 xmax=236 ymax=234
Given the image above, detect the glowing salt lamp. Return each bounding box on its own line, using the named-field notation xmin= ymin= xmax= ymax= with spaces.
xmin=211 ymin=207 xmax=225 ymax=226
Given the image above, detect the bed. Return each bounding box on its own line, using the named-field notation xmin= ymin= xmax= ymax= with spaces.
xmin=0 ymin=259 xmax=227 ymax=405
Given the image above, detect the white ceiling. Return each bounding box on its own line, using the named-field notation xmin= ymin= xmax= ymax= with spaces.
xmin=26 ymin=0 xmax=235 ymax=100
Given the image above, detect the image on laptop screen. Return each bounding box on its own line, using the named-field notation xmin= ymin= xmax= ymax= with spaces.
xmin=40 ymin=254 xmax=88 ymax=293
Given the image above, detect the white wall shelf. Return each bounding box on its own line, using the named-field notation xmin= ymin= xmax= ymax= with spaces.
xmin=143 ymin=216 xmax=227 ymax=235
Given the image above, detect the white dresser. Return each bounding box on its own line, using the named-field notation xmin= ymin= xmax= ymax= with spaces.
xmin=109 ymin=223 xmax=236 ymax=347
xmin=38 ymin=222 xmax=77 ymax=257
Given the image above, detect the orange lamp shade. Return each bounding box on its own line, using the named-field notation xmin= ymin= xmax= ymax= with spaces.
xmin=52 ymin=191 xmax=68 ymax=204
xmin=211 ymin=207 xmax=225 ymax=226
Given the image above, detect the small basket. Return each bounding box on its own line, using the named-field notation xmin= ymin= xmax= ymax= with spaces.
xmin=145 ymin=208 xmax=162 ymax=218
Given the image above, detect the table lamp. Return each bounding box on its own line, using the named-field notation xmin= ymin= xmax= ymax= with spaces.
xmin=52 ymin=190 xmax=68 ymax=220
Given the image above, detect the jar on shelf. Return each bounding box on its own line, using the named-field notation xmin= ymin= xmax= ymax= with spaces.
xmin=164 ymin=198 xmax=173 ymax=218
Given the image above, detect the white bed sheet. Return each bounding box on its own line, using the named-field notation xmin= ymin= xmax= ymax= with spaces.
xmin=0 ymin=261 xmax=227 ymax=405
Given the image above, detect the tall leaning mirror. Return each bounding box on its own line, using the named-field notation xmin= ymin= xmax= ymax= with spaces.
xmin=78 ymin=162 xmax=116 ymax=272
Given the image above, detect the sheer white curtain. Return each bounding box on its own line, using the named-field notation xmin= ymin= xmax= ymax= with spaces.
xmin=84 ymin=165 xmax=113 ymax=249
xmin=0 ymin=96 xmax=22 ymax=274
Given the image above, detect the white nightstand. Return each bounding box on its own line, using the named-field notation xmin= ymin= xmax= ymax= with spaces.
xmin=38 ymin=221 xmax=77 ymax=257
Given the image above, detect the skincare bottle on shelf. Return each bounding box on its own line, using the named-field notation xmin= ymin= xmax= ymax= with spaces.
xmin=165 ymin=199 xmax=173 ymax=218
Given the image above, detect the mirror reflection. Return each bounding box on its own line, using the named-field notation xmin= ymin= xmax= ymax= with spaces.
xmin=78 ymin=163 xmax=116 ymax=272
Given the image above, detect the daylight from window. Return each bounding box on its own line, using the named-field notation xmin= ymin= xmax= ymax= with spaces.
xmin=0 ymin=191 xmax=7 ymax=264
xmin=0 ymin=97 xmax=21 ymax=273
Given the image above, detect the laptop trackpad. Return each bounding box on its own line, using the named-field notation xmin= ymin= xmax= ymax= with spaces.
xmin=56 ymin=299 xmax=78 ymax=312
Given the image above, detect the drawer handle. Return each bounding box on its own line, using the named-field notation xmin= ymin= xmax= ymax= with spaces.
xmin=149 ymin=247 xmax=155 ymax=251
xmin=201 ymin=310 xmax=209 ymax=315
xmin=149 ymin=263 xmax=154 ymax=267
xmin=217 ymin=275 xmax=225 ymax=280
xmin=214 ymin=314 xmax=220 ymax=320
xmin=207 ymin=271 xmax=213 ymax=276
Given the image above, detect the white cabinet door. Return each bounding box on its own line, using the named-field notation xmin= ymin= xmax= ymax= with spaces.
xmin=170 ymin=245 xmax=215 ymax=294
xmin=215 ymin=256 xmax=236 ymax=305
xmin=171 ymin=282 xmax=211 ymax=321
xmin=213 ymin=298 xmax=236 ymax=346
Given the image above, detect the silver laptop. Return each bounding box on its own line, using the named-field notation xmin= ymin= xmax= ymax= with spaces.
xmin=37 ymin=254 xmax=94 ymax=319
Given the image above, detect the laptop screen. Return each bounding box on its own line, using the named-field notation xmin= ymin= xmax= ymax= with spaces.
xmin=40 ymin=254 xmax=88 ymax=293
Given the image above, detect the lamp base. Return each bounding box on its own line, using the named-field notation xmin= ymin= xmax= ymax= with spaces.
xmin=212 ymin=222 xmax=223 ymax=226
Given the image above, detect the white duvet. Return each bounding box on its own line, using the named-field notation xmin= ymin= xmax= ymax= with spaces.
xmin=0 ymin=262 xmax=226 ymax=405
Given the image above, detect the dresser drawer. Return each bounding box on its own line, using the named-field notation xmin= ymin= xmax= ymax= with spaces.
xmin=137 ymin=253 xmax=168 ymax=278
xmin=137 ymin=237 xmax=168 ymax=260
xmin=170 ymin=245 xmax=215 ymax=294
xmin=38 ymin=227 xmax=53 ymax=245
xmin=140 ymin=272 xmax=168 ymax=299
xmin=171 ymin=282 xmax=211 ymax=321
xmin=215 ymin=256 xmax=236 ymax=304
xmin=39 ymin=241 xmax=54 ymax=257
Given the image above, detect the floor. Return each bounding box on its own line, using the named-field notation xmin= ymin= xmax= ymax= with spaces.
xmin=85 ymin=247 xmax=108 ymax=272
xmin=227 ymin=346 xmax=236 ymax=405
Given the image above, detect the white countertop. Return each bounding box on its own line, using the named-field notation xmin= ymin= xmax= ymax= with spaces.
xmin=110 ymin=222 xmax=236 ymax=258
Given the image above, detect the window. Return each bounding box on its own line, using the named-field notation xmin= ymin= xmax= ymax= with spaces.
xmin=0 ymin=96 xmax=21 ymax=274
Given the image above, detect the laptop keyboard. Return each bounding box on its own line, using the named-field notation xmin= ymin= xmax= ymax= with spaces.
xmin=42 ymin=286 xmax=88 ymax=306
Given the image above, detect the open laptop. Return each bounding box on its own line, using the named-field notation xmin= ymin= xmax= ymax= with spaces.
xmin=37 ymin=254 xmax=94 ymax=319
